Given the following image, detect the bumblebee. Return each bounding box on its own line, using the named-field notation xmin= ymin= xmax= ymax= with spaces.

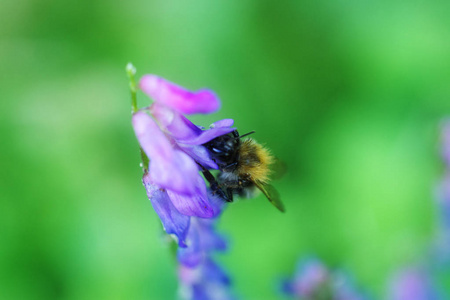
xmin=201 ymin=130 xmax=285 ymax=212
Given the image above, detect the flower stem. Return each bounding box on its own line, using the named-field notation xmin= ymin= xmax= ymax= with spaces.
xmin=126 ymin=62 xmax=138 ymax=114
xmin=126 ymin=62 xmax=149 ymax=171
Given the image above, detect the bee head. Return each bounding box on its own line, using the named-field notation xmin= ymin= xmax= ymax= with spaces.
xmin=203 ymin=130 xmax=255 ymax=171
xmin=204 ymin=133 xmax=239 ymax=164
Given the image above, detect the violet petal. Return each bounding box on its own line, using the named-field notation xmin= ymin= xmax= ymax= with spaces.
xmin=133 ymin=111 xmax=200 ymax=195
xmin=142 ymin=173 xmax=190 ymax=247
xmin=210 ymin=119 xmax=234 ymax=129
xmin=178 ymin=217 xmax=226 ymax=268
xmin=140 ymin=75 xmax=220 ymax=114
xmin=201 ymin=258 xmax=231 ymax=285
xmin=208 ymin=193 xmax=227 ymax=217
xmin=149 ymin=149 xmax=200 ymax=196
xmin=177 ymin=221 xmax=203 ymax=267
xmin=166 ymin=174 xmax=214 ymax=218
xmin=196 ymin=218 xmax=227 ymax=252
xmin=178 ymin=264 xmax=201 ymax=285
xmin=150 ymin=103 xmax=201 ymax=141
xmin=179 ymin=145 xmax=218 ymax=170
xmin=178 ymin=127 xmax=236 ymax=146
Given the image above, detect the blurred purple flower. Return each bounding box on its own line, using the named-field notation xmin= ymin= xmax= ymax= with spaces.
xmin=177 ymin=198 xmax=227 ymax=267
xmin=281 ymin=258 xmax=329 ymax=297
xmin=440 ymin=120 xmax=450 ymax=168
xmin=281 ymin=258 xmax=367 ymax=300
xmin=133 ymin=75 xmax=234 ymax=246
xmin=178 ymin=258 xmax=236 ymax=300
xmin=388 ymin=268 xmax=438 ymax=300
xmin=176 ymin=196 xmax=235 ymax=300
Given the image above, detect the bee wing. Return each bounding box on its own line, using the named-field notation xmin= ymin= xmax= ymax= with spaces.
xmin=270 ymin=157 xmax=287 ymax=181
xmin=254 ymin=181 xmax=285 ymax=213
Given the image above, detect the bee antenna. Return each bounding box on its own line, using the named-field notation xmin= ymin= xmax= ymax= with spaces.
xmin=233 ymin=130 xmax=256 ymax=140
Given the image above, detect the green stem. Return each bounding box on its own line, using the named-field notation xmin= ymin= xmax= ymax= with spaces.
xmin=126 ymin=63 xmax=138 ymax=114
xmin=126 ymin=62 xmax=149 ymax=171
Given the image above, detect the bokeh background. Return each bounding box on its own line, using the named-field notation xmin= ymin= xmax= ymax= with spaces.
xmin=2 ymin=0 xmax=450 ymax=299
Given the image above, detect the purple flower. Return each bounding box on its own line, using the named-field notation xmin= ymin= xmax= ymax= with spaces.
xmin=132 ymin=73 xmax=237 ymax=299
xmin=280 ymin=258 xmax=367 ymax=300
xmin=388 ymin=268 xmax=438 ymax=300
xmin=281 ymin=258 xmax=329 ymax=297
xmin=133 ymin=75 xmax=235 ymax=246
xmin=176 ymin=196 xmax=235 ymax=300
xmin=177 ymin=199 xmax=227 ymax=267
xmin=441 ymin=120 xmax=450 ymax=169
xmin=178 ymin=258 xmax=235 ymax=300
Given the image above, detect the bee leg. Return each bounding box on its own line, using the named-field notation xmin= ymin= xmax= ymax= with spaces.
xmin=225 ymin=188 xmax=234 ymax=202
xmin=223 ymin=162 xmax=238 ymax=172
xmin=200 ymin=168 xmax=231 ymax=202
xmin=213 ymin=183 xmax=231 ymax=202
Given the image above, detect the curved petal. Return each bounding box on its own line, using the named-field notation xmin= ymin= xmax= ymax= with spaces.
xmin=196 ymin=218 xmax=227 ymax=252
xmin=210 ymin=119 xmax=234 ymax=129
xmin=150 ymin=149 xmax=202 ymax=195
xmin=178 ymin=264 xmax=201 ymax=286
xmin=177 ymin=217 xmax=226 ymax=268
xmin=142 ymin=173 xmax=190 ymax=247
xmin=177 ymin=221 xmax=203 ymax=267
xmin=207 ymin=193 xmax=228 ymax=217
xmin=201 ymin=258 xmax=231 ymax=285
xmin=133 ymin=111 xmax=172 ymax=161
xmin=133 ymin=111 xmax=200 ymax=195
xmin=190 ymin=259 xmax=234 ymax=300
xmin=150 ymin=103 xmax=201 ymax=141
xmin=179 ymin=145 xmax=218 ymax=170
xmin=166 ymin=174 xmax=214 ymax=218
xmin=140 ymin=75 xmax=220 ymax=114
xmin=178 ymin=127 xmax=236 ymax=146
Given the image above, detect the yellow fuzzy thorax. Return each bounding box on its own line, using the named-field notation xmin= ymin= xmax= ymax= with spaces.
xmin=236 ymin=139 xmax=273 ymax=184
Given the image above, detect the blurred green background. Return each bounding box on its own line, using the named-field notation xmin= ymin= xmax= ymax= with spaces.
xmin=1 ymin=0 xmax=450 ymax=299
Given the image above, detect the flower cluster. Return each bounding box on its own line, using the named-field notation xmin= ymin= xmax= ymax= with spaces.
xmin=177 ymin=199 xmax=235 ymax=300
xmin=130 ymin=71 xmax=235 ymax=299
xmin=280 ymin=258 xmax=367 ymax=300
